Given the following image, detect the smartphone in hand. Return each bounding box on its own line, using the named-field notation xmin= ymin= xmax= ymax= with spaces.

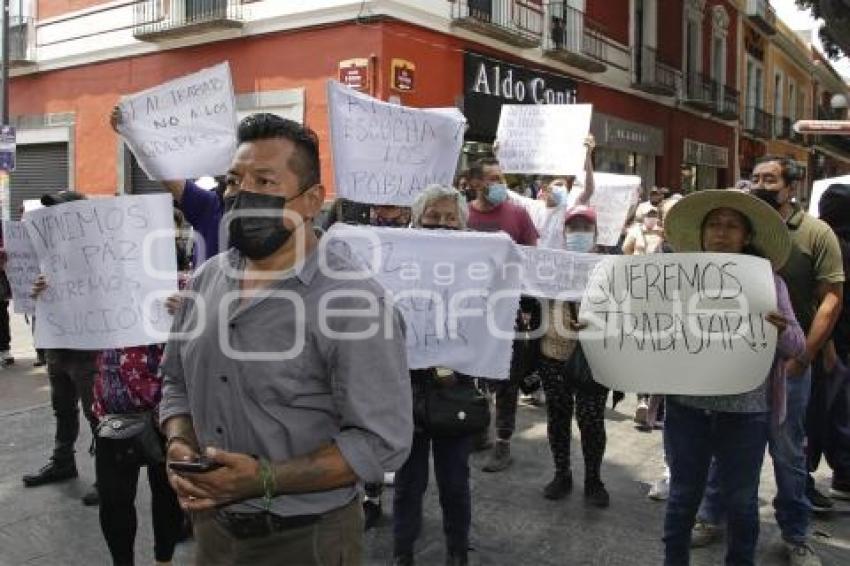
xmin=168 ymin=458 xmax=223 ymax=473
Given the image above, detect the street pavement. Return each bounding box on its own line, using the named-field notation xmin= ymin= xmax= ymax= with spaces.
xmin=1 ymin=312 xmax=849 ymax=565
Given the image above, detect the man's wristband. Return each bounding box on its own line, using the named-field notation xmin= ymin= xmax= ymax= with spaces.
xmin=166 ymin=435 xmax=196 ymax=453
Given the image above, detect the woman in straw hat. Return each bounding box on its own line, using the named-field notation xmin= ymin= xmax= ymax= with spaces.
xmin=661 ymin=190 xmax=805 ymax=565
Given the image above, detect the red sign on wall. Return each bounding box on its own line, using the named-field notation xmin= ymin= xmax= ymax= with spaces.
xmin=391 ymin=59 xmax=415 ymax=93
xmin=338 ymin=59 xmax=370 ymax=92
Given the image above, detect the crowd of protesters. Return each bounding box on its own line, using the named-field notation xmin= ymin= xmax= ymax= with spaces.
xmin=0 ymin=109 xmax=848 ymax=566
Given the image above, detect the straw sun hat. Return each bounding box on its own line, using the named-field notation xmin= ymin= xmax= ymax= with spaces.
xmin=664 ymin=189 xmax=792 ymax=270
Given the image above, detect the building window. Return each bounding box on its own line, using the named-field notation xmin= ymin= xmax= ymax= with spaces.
xmin=683 ymin=0 xmax=706 ymax=77
xmin=711 ymin=5 xmax=729 ymax=105
xmin=745 ymin=56 xmax=764 ymax=130
xmin=774 ymin=71 xmax=783 ymax=135
xmin=788 ymin=80 xmax=797 ymax=123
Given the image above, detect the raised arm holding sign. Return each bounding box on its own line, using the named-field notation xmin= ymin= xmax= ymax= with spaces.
xmin=327 ymin=80 xmax=466 ymax=206
xmin=494 ymin=104 xmax=592 ymax=176
xmin=116 ymin=62 xmax=238 ymax=181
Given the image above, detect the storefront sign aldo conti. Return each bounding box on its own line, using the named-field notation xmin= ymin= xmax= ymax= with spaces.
xmin=464 ymin=52 xmax=578 ymax=140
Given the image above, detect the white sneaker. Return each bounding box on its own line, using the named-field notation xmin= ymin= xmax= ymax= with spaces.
xmin=785 ymin=542 xmax=821 ymax=566
xmin=634 ymin=400 xmax=649 ymax=427
xmin=383 ymin=472 xmax=395 ymax=486
xmin=647 ymin=477 xmax=669 ymax=501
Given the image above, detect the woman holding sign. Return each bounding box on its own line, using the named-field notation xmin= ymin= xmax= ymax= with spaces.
xmin=392 ymin=185 xmax=484 ymax=566
xmin=538 ymin=205 xmax=612 ymax=508
xmin=662 ymin=190 xmax=804 ymax=566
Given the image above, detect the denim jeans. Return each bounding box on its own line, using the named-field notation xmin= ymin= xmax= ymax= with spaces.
xmin=663 ymin=400 xmax=769 ymax=566
xmin=46 ymin=350 xmax=99 ymax=463
xmin=393 ymin=431 xmax=472 ymax=556
xmin=698 ymin=368 xmax=812 ymax=544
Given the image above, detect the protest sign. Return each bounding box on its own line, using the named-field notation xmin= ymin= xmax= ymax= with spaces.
xmin=578 ymin=253 xmax=778 ymax=395
xmin=24 ymin=194 xmax=178 ymax=349
xmin=519 ymin=246 xmax=603 ymax=302
xmin=2 ymin=221 xmax=40 ymax=314
xmin=589 ymin=172 xmax=641 ymax=247
xmin=327 ymin=80 xmax=466 ymax=206
xmin=495 ymin=104 xmax=592 ymax=176
xmin=323 ymin=224 xmax=521 ymax=379
xmin=117 ymin=62 xmax=237 ymax=181
xmin=808 ymin=175 xmax=850 ymax=217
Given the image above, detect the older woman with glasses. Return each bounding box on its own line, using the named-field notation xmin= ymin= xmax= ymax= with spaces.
xmin=393 ymin=185 xmax=479 ymax=566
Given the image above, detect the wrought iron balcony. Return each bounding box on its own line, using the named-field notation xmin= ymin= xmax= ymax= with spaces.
xmin=775 ymin=116 xmax=792 ymax=139
xmin=632 ymin=46 xmax=677 ymax=97
xmin=450 ymin=0 xmax=543 ymax=48
xmin=744 ymin=106 xmax=773 ymax=139
xmin=133 ymin=0 xmax=243 ymax=41
xmin=8 ymin=16 xmax=35 ymax=66
xmin=542 ymin=3 xmax=606 ymax=73
xmin=682 ymin=71 xmax=717 ymax=111
xmin=746 ymin=0 xmax=777 ymax=36
xmin=714 ymin=85 xmax=740 ymax=119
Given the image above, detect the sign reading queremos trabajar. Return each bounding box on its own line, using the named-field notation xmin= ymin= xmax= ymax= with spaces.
xmin=464 ymin=52 xmax=578 ymax=140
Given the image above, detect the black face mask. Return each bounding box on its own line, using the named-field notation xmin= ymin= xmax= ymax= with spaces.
xmin=751 ymin=188 xmax=781 ymax=210
xmin=228 ymin=191 xmax=292 ymax=260
xmin=464 ymin=191 xmax=475 ymax=203
xmin=223 ymin=194 xmax=237 ymax=213
xmin=420 ymin=223 xmax=460 ymax=230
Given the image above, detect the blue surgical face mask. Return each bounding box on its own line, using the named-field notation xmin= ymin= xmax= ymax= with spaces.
xmin=552 ymin=186 xmax=568 ymax=207
xmin=485 ymin=183 xmax=508 ymax=205
xmin=564 ymin=231 xmax=595 ymax=253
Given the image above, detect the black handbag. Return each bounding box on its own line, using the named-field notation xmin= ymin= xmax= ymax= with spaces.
xmin=415 ymin=369 xmax=490 ymax=438
xmin=96 ymin=412 xmax=165 ymax=465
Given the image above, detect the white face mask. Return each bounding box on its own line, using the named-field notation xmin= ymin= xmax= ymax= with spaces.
xmin=644 ymin=217 xmax=659 ymax=230
xmin=564 ymin=231 xmax=595 ymax=253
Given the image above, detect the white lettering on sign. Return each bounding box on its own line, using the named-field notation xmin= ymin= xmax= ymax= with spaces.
xmin=472 ymin=62 xmax=576 ymax=105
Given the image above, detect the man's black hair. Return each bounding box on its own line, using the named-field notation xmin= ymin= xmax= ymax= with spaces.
xmin=755 ymin=155 xmax=801 ymax=186
xmin=467 ymin=157 xmax=500 ymax=180
xmin=237 ymin=113 xmax=321 ymax=191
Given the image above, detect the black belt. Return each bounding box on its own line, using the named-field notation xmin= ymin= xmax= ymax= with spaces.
xmin=214 ymin=509 xmax=320 ymax=539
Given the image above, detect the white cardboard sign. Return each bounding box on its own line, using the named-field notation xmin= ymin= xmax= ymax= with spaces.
xmin=25 ymin=194 xmax=178 ymax=349
xmin=327 ymin=80 xmax=467 ymax=206
xmin=808 ymin=175 xmax=850 ymax=217
xmin=323 ymin=224 xmax=521 ymax=379
xmin=589 ymin=172 xmax=641 ymax=247
xmin=2 ymin=220 xmax=40 ymax=314
xmin=117 ymin=62 xmax=238 ymax=181
xmin=579 ymin=253 xmax=778 ymax=395
xmin=519 ymin=246 xmax=604 ymax=302
xmin=495 ymin=104 xmax=592 ymax=176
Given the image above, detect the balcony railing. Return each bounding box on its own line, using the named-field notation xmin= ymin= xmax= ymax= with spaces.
xmin=682 ymin=71 xmax=717 ymax=110
xmin=133 ymin=0 xmax=244 ymax=41
xmin=542 ymin=3 xmax=606 ymax=73
xmin=775 ymin=116 xmax=791 ymax=139
xmin=715 ymin=85 xmax=740 ymax=119
xmin=744 ymin=106 xmax=773 ymax=139
xmin=8 ymin=16 xmax=35 ymax=66
xmin=746 ymin=0 xmax=777 ymax=35
xmin=632 ymin=46 xmax=677 ymax=97
xmin=450 ymin=0 xmax=543 ymax=48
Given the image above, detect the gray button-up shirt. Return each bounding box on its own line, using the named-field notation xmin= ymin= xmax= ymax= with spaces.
xmin=159 ymin=246 xmax=413 ymax=517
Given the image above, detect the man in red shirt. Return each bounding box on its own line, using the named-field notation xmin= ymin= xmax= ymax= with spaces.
xmin=467 ymin=158 xmax=539 ymax=246
xmin=467 ymin=158 xmax=539 ymax=472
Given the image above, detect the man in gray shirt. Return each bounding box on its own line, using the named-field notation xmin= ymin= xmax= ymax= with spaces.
xmin=160 ymin=114 xmax=413 ymax=564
